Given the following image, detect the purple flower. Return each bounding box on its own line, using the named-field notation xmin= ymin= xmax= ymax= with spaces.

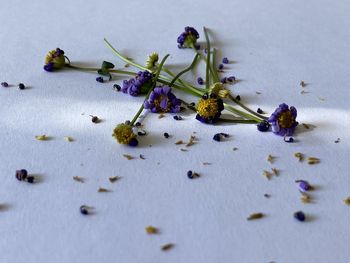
xmin=44 ymin=48 xmax=66 ymax=72
xmin=195 ymin=94 xmax=224 ymax=124
xmin=268 ymin=103 xmax=298 ymax=136
xmin=177 ymin=26 xmax=200 ymax=49
xmin=122 ymin=71 xmax=153 ymax=96
xmin=144 ymin=86 xmax=181 ymax=113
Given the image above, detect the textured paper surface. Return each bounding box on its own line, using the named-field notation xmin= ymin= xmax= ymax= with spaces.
xmin=0 ymin=0 xmax=350 ymax=262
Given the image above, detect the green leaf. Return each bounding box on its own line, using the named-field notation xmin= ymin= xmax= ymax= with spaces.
xmin=101 ymin=61 xmax=114 ymax=69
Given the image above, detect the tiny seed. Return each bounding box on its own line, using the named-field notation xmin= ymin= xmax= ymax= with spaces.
xmin=35 ymin=135 xmax=48 ymax=141
xmin=145 ymin=226 xmax=158 ymax=234
xmin=307 ymin=157 xmax=320 ymax=165
xmin=91 ymin=116 xmax=100 ymax=123
xmin=109 ymin=176 xmax=119 ymax=183
xmin=294 ymin=152 xmax=304 ymax=162
xmin=73 ymin=176 xmax=84 ymax=183
xmin=18 ymin=83 xmax=25 ymax=90
xmin=123 ymin=154 xmax=134 ymax=160
xmin=164 ymin=132 xmax=170 ymax=138
xmin=26 ymin=176 xmax=35 ymax=183
xmin=98 ymin=187 xmax=111 ymax=193
xmin=161 ymin=243 xmax=174 ymax=251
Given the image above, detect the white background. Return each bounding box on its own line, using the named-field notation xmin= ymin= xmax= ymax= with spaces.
xmin=1 ymin=0 xmax=350 ymax=262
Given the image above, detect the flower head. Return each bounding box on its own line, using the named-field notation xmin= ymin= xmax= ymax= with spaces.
xmin=44 ymin=48 xmax=66 ymax=72
xmin=195 ymin=94 xmax=224 ymax=124
xmin=209 ymin=82 xmax=230 ymax=98
xmin=177 ymin=26 xmax=200 ymax=49
xmin=122 ymin=71 xmax=153 ymax=96
xmin=145 ymin=52 xmax=159 ymax=69
xmin=268 ymin=103 xmax=298 ymax=136
xmin=144 ymin=86 xmax=181 ymax=113
xmin=112 ymin=123 xmax=138 ymax=146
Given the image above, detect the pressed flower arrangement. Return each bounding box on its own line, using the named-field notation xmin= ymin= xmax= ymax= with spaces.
xmin=43 ymin=26 xmax=298 ymax=146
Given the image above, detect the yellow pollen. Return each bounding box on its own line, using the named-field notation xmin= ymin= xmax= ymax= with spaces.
xmin=197 ymin=98 xmax=219 ymax=118
xmin=278 ymin=111 xmax=295 ymax=128
xmin=112 ymin=124 xmax=136 ymax=144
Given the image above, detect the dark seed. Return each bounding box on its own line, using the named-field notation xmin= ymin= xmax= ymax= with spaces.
xmin=197 ymin=77 xmax=204 ymax=85
xmin=138 ymin=130 xmax=147 ymax=136
xmin=187 ymin=170 xmax=193 ymax=179
xmin=96 ymin=77 xmax=104 ymax=83
xmin=91 ymin=116 xmax=100 ymax=123
xmin=294 ymin=211 xmax=305 ymax=221
xmin=218 ymin=64 xmax=224 ymax=70
xmin=113 ymin=84 xmax=121 ymax=91
xmin=26 ymin=176 xmax=35 ymax=183
xmin=135 ymin=122 xmax=141 ymax=127
xmin=1 ymin=82 xmax=9 ymax=87
xmin=18 ymin=83 xmax=25 ymax=90
xmin=213 ymin=134 xmax=221 ymax=141
xmin=16 ymin=169 xmax=28 ymax=181
xmin=222 ymin=57 xmax=229 ymax=64
xmin=235 ymin=95 xmax=241 ymax=101
xmin=80 ymin=205 xmax=89 ymax=215
xmin=257 ymin=108 xmax=264 ymax=114
xmin=284 ymin=137 xmax=294 ymax=143
xmin=164 ymin=132 xmax=169 ymax=138
xmin=128 ymin=138 xmax=138 ymax=147
xmin=173 ymin=115 xmax=183 ymax=120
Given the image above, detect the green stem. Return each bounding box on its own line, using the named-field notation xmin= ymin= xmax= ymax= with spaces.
xmin=224 ymin=103 xmax=261 ymax=123
xmin=169 ymin=54 xmax=199 ymax=87
xmin=211 ymin=48 xmax=220 ymax=82
xmin=228 ymin=94 xmax=268 ymax=120
xmin=65 ymin=64 xmax=136 ymax=76
xmin=130 ymin=54 xmax=170 ymax=126
xmin=204 ymin=27 xmax=211 ymax=88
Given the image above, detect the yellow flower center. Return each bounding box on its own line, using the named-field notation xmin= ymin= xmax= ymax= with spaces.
xmin=197 ymin=98 xmax=219 ymax=118
xmin=278 ymin=111 xmax=295 ymax=128
xmin=112 ymin=124 xmax=136 ymax=144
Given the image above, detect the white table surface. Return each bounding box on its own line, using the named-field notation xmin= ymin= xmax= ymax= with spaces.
xmin=1 ymin=0 xmax=350 ymax=262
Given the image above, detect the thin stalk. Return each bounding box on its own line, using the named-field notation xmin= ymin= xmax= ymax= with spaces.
xmin=204 ymin=27 xmax=211 ymax=88
xmin=224 ymin=103 xmax=262 ymax=123
xmin=65 ymin=64 xmax=136 ymax=76
xmin=228 ymin=94 xmax=268 ymax=120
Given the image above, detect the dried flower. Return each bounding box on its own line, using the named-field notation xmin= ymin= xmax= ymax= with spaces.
xmin=44 ymin=48 xmax=66 ymax=72
xmin=145 ymin=52 xmax=159 ymax=69
xmin=144 ymin=86 xmax=181 ymax=113
xmin=177 ymin=26 xmax=200 ymax=49
xmin=122 ymin=71 xmax=153 ymax=96
xmin=268 ymin=103 xmax=298 ymax=136
xmin=112 ymin=123 xmax=138 ymax=146
xmin=195 ymin=94 xmax=224 ymax=124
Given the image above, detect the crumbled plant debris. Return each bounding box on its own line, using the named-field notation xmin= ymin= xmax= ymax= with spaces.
xmin=257 ymin=108 xmax=264 ymax=114
xmin=98 ymin=187 xmax=111 ymax=193
xmin=334 ymin=138 xmax=340 ymax=143
xmin=173 ymin=115 xmax=183 ymax=120
xmin=343 ymin=197 xmax=350 ymax=205
xmin=145 ymin=225 xmax=158 ymax=234
xmin=26 ymin=176 xmax=35 ymax=183
xmin=158 ymin=113 xmax=165 ymax=119
xmin=318 ymin=97 xmax=325 ymax=101
xmin=300 ymin=80 xmax=306 ymax=87
xmin=1 ymin=82 xmax=9 ymax=87
xmin=294 ymin=211 xmax=306 ymax=222
xmin=139 ymin=154 xmax=146 ymax=160
xmin=80 ymin=205 xmax=93 ymax=215
xmin=232 ymin=147 xmax=238 ymax=151
xmin=35 ymin=135 xmax=48 ymax=141
xmin=202 ymin=162 xmax=211 ymax=165
xmin=175 ymin=140 xmax=184 ymax=145
xmin=302 ymin=123 xmax=310 ymax=129
xmin=213 ymin=133 xmax=230 ymax=142
xmin=307 ymin=157 xmax=320 ymax=165
xmin=73 ymin=176 xmax=84 ymax=183
xmin=296 ymin=180 xmax=312 ymax=192
xmin=186 ymin=135 xmax=196 ymax=147
xmin=267 ymin=154 xmax=274 ymax=164
xmin=90 ymin=115 xmax=100 ymax=123
xmin=256 ymin=91 xmax=261 ymax=95
xmin=64 ymin=136 xmax=73 ymax=142
xmin=138 ymin=130 xmax=147 ymax=136
xmin=264 ymin=194 xmax=271 ymax=198
xmin=284 ymin=136 xmax=294 ymax=143
xmin=123 ymin=154 xmax=134 ymax=160
xmin=18 ymin=83 xmax=25 ymax=90
xmin=113 ymin=84 xmax=121 ymax=91
xmin=301 ymin=193 xmax=312 ymax=204
xmin=247 ymin=213 xmax=264 ymax=220
xmin=161 ymin=243 xmax=174 ymax=251
xmin=16 ymin=169 xmax=28 ymax=181
xmin=235 ymin=95 xmax=241 ymax=101
xmin=189 ymin=102 xmax=195 ymax=107
xmin=124 ymin=63 xmax=130 ymax=68
xmin=109 ymin=176 xmax=120 ymax=183
xmin=263 ymin=170 xmax=271 ymax=180
xmin=294 ymin=152 xmax=304 ymax=162
xmin=271 ymin=168 xmax=279 ymax=176
xmin=164 ymin=132 xmax=170 ymax=138
xmin=300 ymin=90 xmax=309 ymax=94
xmin=180 ymin=148 xmax=188 ymax=152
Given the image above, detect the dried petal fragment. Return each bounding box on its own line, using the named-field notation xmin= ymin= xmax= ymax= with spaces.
xmin=263 ymin=170 xmax=271 ymax=180
xmin=267 ymin=154 xmax=274 ymax=164
xmin=64 ymin=136 xmax=73 ymax=142
xmin=98 ymin=187 xmax=111 ymax=193
xmin=186 ymin=135 xmax=196 ymax=147
xmin=302 ymin=123 xmax=310 ymax=129
xmin=247 ymin=213 xmax=264 ymax=220
xmin=301 ymin=193 xmax=312 ymax=204
xmin=123 ymin=154 xmax=134 ymax=160
xmin=294 ymin=152 xmax=304 ymax=162
xmin=175 ymin=140 xmax=184 ymax=145
xmin=109 ymin=176 xmax=119 ymax=183
xmin=307 ymin=157 xmax=320 ymax=165
xmin=73 ymin=176 xmax=84 ymax=183
xmin=344 ymin=197 xmax=350 ymax=205
xmin=271 ymin=168 xmax=279 ymax=176
xmin=161 ymin=243 xmax=174 ymax=251
xmin=35 ymin=135 xmax=48 ymax=141
xmin=145 ymin=225 xmax=158 ymax=234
